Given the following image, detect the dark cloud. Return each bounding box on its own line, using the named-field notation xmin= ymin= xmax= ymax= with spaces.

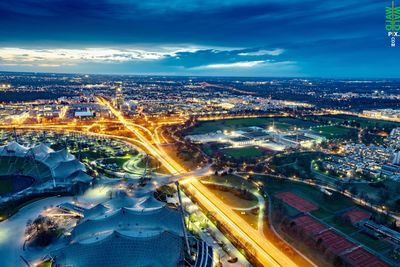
xmin=0 ymin=0 xmax=397 ymax=77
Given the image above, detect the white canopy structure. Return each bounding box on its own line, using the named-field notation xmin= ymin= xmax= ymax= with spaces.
xmin=104 ymin=192 xmax=165 ymax=211
xmin=71 ymin=206 xmax=184 ymax=243
xmin=49 ymin=192 xmax=214 ymax=267
xmin=51 ymin=231 xmax=185 ymax=267
xmin=0 ymin=141 xmax=92 ymax=185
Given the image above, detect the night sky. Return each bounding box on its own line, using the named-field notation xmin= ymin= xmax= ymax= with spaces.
xmin=0 ymin=0 xmax=398 ymax=77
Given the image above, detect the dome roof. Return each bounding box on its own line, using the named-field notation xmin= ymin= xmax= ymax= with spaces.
xmin=51 ymin=231 xmax=184 ymax=267
xmin=0 ymin=142 xmax=91 ymax=184
xmin=71 ymin=206 xmax=184 ymax=243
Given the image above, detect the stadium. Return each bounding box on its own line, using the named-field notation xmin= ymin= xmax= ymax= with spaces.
xmin=47 ymin=191 xmax=214 ymax=267
xmin=0 ymin=141 xmax=93 ymax=197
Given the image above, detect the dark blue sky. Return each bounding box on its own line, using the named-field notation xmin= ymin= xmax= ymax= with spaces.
xmin=0 ymin=0 xmax=398 ymax=77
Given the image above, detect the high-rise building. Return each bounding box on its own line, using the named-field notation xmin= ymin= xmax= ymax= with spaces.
xmin=393 ymin=151 xmax=400 ymax=165
xmin=114 ymin=82 xmax=124 ymax=109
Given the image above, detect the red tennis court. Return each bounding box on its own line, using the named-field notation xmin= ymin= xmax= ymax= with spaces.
xmin=315 ymin=230 xmax=355 ymax=254
xmin=342 ymin=247 xmax=390 ymax=267
xmin=292 ymin=215 xmax=327 ymax=236
xmin=342 ymin=209 xmax=371 ymax=224
xmin=275 ymin=192 xmax=319 ymax=212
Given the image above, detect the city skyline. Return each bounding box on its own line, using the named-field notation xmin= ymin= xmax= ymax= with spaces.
xmin=0 ymin=2 xmax=399 ymax=266
xmin=0 ymin=0 xmax=398 ymax=78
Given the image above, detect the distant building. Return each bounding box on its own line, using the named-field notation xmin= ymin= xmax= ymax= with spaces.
xmin=74 ymin=110 xmax=95 ymax=118
xmin=114 ymin=82 xmax=124 ymax=109
xmin=392 ymin=151 xmax=400 ymax=165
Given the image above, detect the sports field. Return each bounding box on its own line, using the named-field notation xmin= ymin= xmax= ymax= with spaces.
xmin=311 ymin=125 xmax=357 ymax=139
xmin=317 ymin=114 xmax=400 ymax=129
xmin=221 ymin=146 xmax=264 ymax=159
xmin=258 ymin=176 xmax=394 ymax=257
xmin=187 ymin=117 xmax=319 ymax=135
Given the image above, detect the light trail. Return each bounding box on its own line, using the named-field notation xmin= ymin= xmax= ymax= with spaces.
xmin=95 ymin=96 xmax=302 ymax=267
xmin=96 ymin=96 xmax=185 ymax=174
xmin=188 ymin=179 xmax=290 ymax=267
xmin=3 ymin=102 xmax=399 ymax=265
xmin=2 ymin=99 xmax=322 ymax=266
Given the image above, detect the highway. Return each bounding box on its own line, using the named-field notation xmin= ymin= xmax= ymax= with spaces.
xmin=2 ymin=100 xmax=399 ymax=266
xmin=96 ymin=96 xmax=185 ymax=175
xmin=0 ymin=97 xmax=312 ymax=266
xmin=95 ymin=96 xmax=303 ymax=267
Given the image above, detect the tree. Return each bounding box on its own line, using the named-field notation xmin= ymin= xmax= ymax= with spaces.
xmin=349 ymin=186 xmax=358 ymax=196
xmin=377 ymin=189 xmax=389 ymax=205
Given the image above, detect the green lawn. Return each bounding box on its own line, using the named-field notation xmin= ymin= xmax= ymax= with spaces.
xmin=208 ymin=187 xmax=258 ymax=209
xmin=318 ymin=114 xmax=400 ymax=129
xmin=222 ymin=147 xmax=263 ymax=159
xmin=203 ymin=174 xmax=257 ymax=191
xmin=74 ymin=150 xmax=105 ymax=161
xmin=271 ymin=151 xmax=326 ymax=179
xmin=187 ymin=117 xmax=319 ymax=135
xmin=200 ymin=143 xmax=227 ymax=157
xmin=101 ymin=156 xmax=129 ymax=168
xmin=350 ymin=232 xmax=393 ymax=252
xmin=310 ymin=208 xmax=332 ymax=220
xmin=323 ymin=216 xmax=359 ymax=235
xmin=311 ymin=125 xmax=357 ymax=139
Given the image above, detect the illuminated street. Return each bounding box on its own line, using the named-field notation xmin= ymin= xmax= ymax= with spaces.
xmin=0 ymin=2 xmax=398 ymax=265
xmin=95 ymin=96 xmax=306 ymax=267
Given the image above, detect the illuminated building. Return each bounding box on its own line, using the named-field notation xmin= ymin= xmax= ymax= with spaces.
xmin=114 ymin=82 xmax=124 ymax=109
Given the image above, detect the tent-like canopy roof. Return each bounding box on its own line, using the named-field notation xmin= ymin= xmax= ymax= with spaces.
xmin=104 ymin=193 xmax=165 ymax=211
xmin=71 ymin=206 xmax=184 ymax=243
xmin=0 ymin=142 xmax=91 ymax=183
xmin=52 ymin=231 xmax=184 ymax=267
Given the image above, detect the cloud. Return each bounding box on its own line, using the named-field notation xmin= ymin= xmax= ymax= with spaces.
xmin=36 ymin=63 xmax=61 ymax=67
xmin=187 ymin=60 xmax=299 ymax=77
xmin=238 ymin=48 xmax=284 ymax=56
xmin=0 ymin=45 xmax=300 ymax=76
xmin=193 ymin=60 xmax=266 ymax=69
xmin=0 ymin=45 xmax=281 ymax=68
xmin=0 ymin=46 xmax=225 ymax=67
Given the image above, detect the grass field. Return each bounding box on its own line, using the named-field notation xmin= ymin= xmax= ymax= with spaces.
xmin=311 ymin=125 xmax=357 ymax=139
xmin=318 ymin=114 xmax=400 ymax=129
xmin=234 ymin=209 xmax=259 ymax=230
xmin=271 ymin=151 xmax=326 ymax=179
xmin=203 ymin=174 xmax=257 ymax=191
xmin=350 ymin=232 xmax=393 ymax=251
xmin=74 ymin=150 xmax=106 ymax=161
xmin=101 ymin=156 xmax=129 ymax=168
xmin=187 ymin=117 xmax=319 ymax=135
xmin=310 ymin=208 xmax=332 ymax=220
xmin=207 ymin=187 xmax=258 ymax=209
xmin=221 ymin=146 xmax=264 ymax=159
